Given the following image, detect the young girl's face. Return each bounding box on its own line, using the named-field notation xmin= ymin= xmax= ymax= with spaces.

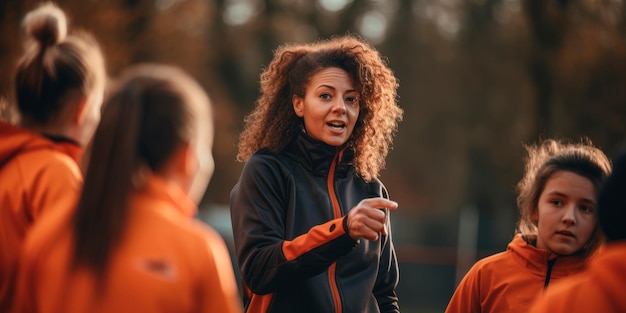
xmin=535 ymin=170 xmax=597 ymax=255
xmin=292 ymin=67 xmax=360 ymax=147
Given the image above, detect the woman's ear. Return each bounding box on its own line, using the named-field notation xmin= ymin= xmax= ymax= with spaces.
xmin=292 ymin=95 xmax=304 ymax=117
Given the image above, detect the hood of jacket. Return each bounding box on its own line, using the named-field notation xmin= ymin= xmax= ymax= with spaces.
xmin=283 ymin=131 xmax=356 ymax=178
xmin=0 ymin=122 xmax=82 ymax=167
xmin=508 ymin=234 xmax=587 ymax=277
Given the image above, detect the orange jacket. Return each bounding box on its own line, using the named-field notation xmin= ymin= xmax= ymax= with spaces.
xmin=12 ymin=175 xmax=243 ymax=313
xmin=530 ymin=241 xmax=626 ymax=313
xmin=0 ymin=122 xmax=83 ymax=310
xmin=445 ymin=234 xmax=588 ymax=313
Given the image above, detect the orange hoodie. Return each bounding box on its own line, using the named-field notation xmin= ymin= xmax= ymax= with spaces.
xmin=445 ymin=234 xmax=588 ymax=313
xmin=529 ymin=241 xmax=626 ymax=313
xmin=12 ymin=175 xmax=243 ymax=313
xmin=0 ymin=122 xmax=83 ymax=310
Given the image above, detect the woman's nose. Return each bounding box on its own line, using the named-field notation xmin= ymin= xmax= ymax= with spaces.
xmin=331 ymin=97 xmax=347 ymax=113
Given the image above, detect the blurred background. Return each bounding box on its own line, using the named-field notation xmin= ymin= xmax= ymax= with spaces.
xmin=2 ymin=0 xmax=626 ymax=312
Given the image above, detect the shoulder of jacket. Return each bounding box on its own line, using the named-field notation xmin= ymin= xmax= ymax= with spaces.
xmin=246 ymin=149 xmax=298 ymax=175
xmin=178 ymin=219 xmax=231 ymax=264
xmin=7 ymin=149 xmax=81 ymax=189
xmin=15 ymin=147 xmax=77 ymax=168
xmin=471 ymin=250 xmax=512 ymax=271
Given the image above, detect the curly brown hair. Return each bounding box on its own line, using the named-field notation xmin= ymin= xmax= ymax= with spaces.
xmin=516 ymin=138 xmax=612 ymax=254
xmin=236 ymin=35 xmax=402 ymax=181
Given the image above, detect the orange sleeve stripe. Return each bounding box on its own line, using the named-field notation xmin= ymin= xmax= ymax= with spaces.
xmin=247 ymin=293 xmax=273 ymax=313
xmin=281 ymin=218 xmax=345 ymax=261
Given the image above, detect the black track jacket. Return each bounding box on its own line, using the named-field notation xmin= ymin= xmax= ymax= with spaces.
xmin=230 ymin=133 xmax=400 ymax=313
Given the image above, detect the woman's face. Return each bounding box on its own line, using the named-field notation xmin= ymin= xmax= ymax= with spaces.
xmin=535 ymin=170 xmax=597 ymax=255
xmin=292 ymin=67 xmax=360 ymax=147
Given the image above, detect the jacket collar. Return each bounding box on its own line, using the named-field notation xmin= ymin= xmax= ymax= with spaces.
xmin=508 ymin=234 xmax=587 ymax=277
xmin=0 ymin=121 xmax=83 ymax=165
xmin=136 ymin=174 xmax=197 ymax=218
xmin=285 ymin=132 xmax=355 ymax=177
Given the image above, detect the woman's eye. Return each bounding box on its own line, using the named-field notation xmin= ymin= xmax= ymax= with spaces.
xmin=345 ymin=96 xmax=358 ymax=104
xmin=320 ymin=93 xmax=331 ymax=100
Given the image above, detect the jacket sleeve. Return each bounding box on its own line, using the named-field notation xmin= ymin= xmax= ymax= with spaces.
xmin=373 ymin=210 xmax=400 ymax=313
xmin=229 ymin=154 xmax=357 ymax=295
xmin=445 ymin=263 xmax=482 ymax=313
xmin=11 ymin=225 xmax=44 ymax=313
xmin=196 ymin=225 xmax=243 ymax=313
xmin=29 ymin=154 xmax=82 ymax=220
xmin=11 ymin=261 xmax=33 ymax=313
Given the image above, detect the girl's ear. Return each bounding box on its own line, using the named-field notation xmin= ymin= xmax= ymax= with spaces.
xmin=72 ymin=96 xmax=89 ymax=125
xmin=183 ymin=142 xmax=199 ymax=177
xmin=164 ymin=143 xmax=187 ymax=175
xmin=161 ymin=142 xmax=196 ymax=194
xmin=170 ymin=142 xmax=195 ymax=178
xmin=292 ymin=95 xmax=304 ymax=117
xmin=531 ymin=207 xmax=539 ymax=224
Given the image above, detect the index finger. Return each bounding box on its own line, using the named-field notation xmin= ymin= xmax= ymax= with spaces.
xmin=361 ymin=197 xmax=398 ymax=210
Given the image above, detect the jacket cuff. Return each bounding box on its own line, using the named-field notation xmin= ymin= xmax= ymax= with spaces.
xmin=342 ymin=215 xmax=359 ymax=245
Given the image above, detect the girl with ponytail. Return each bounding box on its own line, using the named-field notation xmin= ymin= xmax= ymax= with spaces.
xmin=12 ymin=64 xmax=242 ymax=313
xmin=0 ymin=3 xmax=105 ymax=310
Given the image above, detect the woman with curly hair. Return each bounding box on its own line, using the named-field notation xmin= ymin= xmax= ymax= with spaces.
xmin=445 ymin=138 xmax=612 ymax=313
xmin=230 ymin=35 xmax=403 ymax=313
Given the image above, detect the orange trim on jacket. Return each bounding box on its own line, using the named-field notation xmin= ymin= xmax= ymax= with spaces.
xmin=445 ymin=234 xmax=588 ymax=313
xmin=0 ymin=122 xmax=83 ymax=311
xmin=12 ymin=175 xmax=243 ymax=313
xmin=245 ymin=284 xmax=273 ymax=313
xmin=530 ymin=241 xmax=626 ymax=313
xmin=327 ymin=149 xmax=344 ymax=313
xmin=282 ymin=218 xmax=347 ymax=260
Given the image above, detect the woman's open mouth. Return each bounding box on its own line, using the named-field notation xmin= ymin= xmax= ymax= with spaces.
xmin=327 ymin=121 xmax=346 ymax=131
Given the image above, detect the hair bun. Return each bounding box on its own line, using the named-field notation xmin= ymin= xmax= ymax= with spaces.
xmin=23 ymin=3 xmax=67 ymax=47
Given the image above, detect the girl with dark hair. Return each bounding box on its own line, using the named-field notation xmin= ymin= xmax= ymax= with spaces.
xmin=530 ymin=151 xmax=626 ymax=312
xmin=0 ymin=3 xmax=105 ymax=309
xmin=230 ymin=35 xmax=403 ymax=313
xmin=12 ymin=64 xmax=242 ymax=313
xmin=446 ymin=139 xmax=612 ymax=313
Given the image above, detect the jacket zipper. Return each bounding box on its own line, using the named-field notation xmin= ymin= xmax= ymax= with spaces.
xmin=327 ymin=148 xmax=345 ymax=313
xmin=543 ymin=258 xmax=557 ymax=289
